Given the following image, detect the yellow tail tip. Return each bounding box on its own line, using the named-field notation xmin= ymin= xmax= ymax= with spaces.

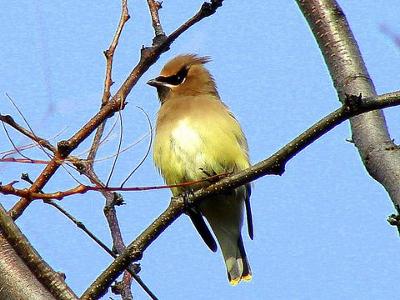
xmin=229 ymin=274 xmax=252 ymax=286
xmin=242 ymin=274 xmax=252 ymax=282
xmin=229 ymin=278 xmax=241 ymax=286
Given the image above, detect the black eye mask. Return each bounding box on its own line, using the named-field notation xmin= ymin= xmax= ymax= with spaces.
xmin=156 ymin=66 xmax=189 ymax=86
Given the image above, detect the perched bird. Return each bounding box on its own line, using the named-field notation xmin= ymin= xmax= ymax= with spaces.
xmin=148 ymin=54 xmax=253 ymax=285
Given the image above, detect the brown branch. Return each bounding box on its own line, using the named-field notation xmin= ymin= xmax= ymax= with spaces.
xmin=0 ymin=173 xmax=228 ymax=200
xmin=296 ymin=1 xmax=400 ymax=212
xmin=87 ymin=0 xmax=130 ymax=165
xmin=103 ymin=0 xmax=129 ymax=106
xmin=81 ymin=90 xmax=400 ymax=299
xmin=0 ymin=114 xmax=56 ymax=153
xmin=147 ymin=0 xmax=166 ymax=45
xmin=0 ymin=157 xmax=49 ymax=164
xmin=0 ymin=204 xmax=78 ymax=299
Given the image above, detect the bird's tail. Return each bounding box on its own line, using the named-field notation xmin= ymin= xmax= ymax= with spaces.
xmin=200 ymin=191 xmax=252 ymax=285
xmin=224 ymin=236 xmax=252 ymax=285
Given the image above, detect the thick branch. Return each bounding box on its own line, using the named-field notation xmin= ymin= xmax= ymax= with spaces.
xmin=0 ymin=235 xmax=56 ymax=300
xmin=81 ymin=91 xmax=400 ymax=299
xmin=0 ymin=204 xmax=78 ymax=299
xmin=296 ymin=0 xmax=400 ymax=208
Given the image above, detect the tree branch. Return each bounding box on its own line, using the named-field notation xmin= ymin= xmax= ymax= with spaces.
xmin=0 ymin=171 xmax=228 ymax=200
xmin=0 ymin=204 xmax=78 ymax=299
xmin=0 ymin=114 xmax=56 ymax=153
xmin=147 ymin=0 xmax=166 ymax=46
xmin=87 ymin=0 xmax=130 ymax=165
xmin=0 ymin=235 xmax=57 ymax=300
xmin=296 ymin=0 xmax=400 ymax=214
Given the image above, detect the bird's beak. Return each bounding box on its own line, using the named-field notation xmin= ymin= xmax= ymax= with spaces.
xmin=147 ymin=78 xmax=164 ymax=88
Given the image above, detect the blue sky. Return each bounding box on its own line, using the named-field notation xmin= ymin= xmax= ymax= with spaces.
xmin=1 ymin=1 xmax=400 ymax=299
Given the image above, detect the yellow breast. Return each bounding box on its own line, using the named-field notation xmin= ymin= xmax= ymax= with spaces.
xmin=153 ymin=95 xmax=249 ymax=196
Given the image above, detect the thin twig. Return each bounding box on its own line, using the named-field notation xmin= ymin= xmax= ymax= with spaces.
xmin=1 ymin=142 xmax=39 ymax=158
xmin=5 ymin=94 xmax=54 ymax=159
xmin=48 ymin=200 xmax=117 ymax=254
xmin=77 ymin=115 xmax=119 ymax=160
xmin=0 ymin=113 xmax=56 ymax=153
xmin=87 ymin=133 xmax=150 ymax=163
xmin=1 ymin=128 xmax=67 ymax=159
xmin=1 ymin=105 xmax=84 ymax=188
xmin=105 ymin=111 xmax=124 ymax=187
xmin=120 ymin=107 xmax=153 ymax=187
xmin=0 ymin=157 xmax=49 ymax=164
xmin=87 ymin=0 xmax=130 ymax=165
xmin=147 ymin=0 xmax=166 ymax=45
xmin=1 ymin=121 xmax=33 ymax=161
xmin=0 ymin=173 xmax=229 ymax=200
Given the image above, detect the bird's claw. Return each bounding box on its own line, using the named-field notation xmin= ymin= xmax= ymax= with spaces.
xmin=182 ymin=189 xmax=195 ymax=212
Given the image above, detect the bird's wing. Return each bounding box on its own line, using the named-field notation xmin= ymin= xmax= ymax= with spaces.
xmin=188 ymin=207 xmax=218 ymax=252
xmin=245 ymin=184 xmax=253 ymax=239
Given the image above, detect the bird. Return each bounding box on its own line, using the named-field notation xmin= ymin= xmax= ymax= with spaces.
xmin=147 ymin=54 xmax=253 ymax=285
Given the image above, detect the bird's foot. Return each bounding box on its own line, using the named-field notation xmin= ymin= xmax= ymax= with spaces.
xmin=182 ymin=189 xmax=195 ymax=212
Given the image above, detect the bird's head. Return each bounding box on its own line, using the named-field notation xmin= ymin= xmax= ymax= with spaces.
xmin=147 ymin=54 xmax=219 ymax=103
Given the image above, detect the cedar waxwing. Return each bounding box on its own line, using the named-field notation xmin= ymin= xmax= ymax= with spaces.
xmin=148 ymin=54 xmax=253 ymax=285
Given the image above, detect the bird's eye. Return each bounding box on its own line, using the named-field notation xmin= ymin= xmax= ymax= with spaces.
xmin=157 ymin=66 xmax=188 ymax=86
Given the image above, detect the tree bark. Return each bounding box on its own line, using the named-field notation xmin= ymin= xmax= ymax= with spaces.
xmin=0 ymin=235 xmax=56 ymax=300
xmin=296 ymin=0 xmax=400 ymax=209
